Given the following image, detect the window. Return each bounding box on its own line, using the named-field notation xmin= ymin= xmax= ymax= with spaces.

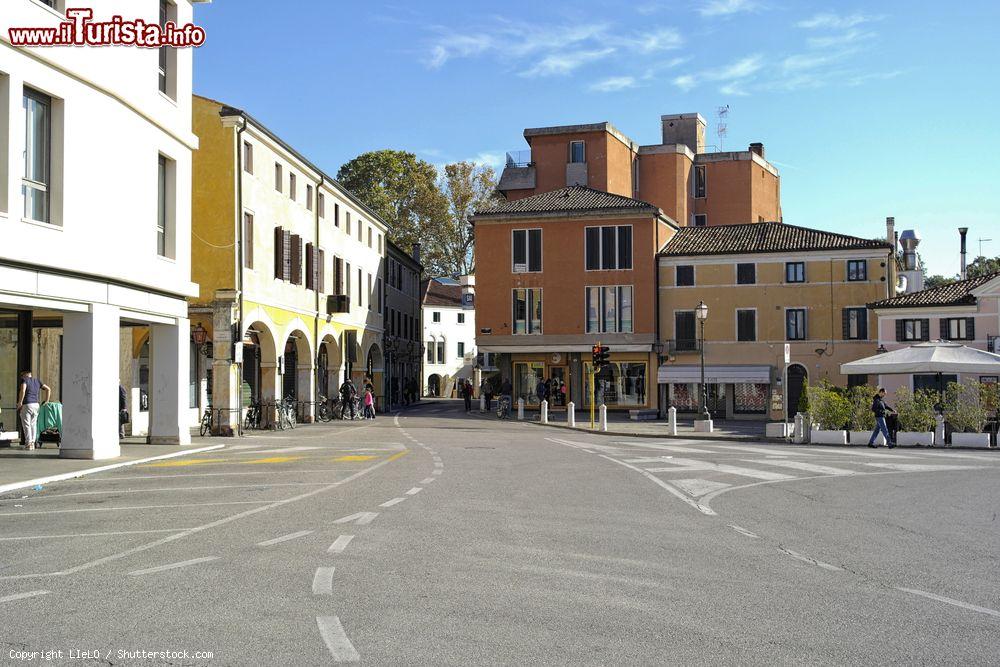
xmin=368 ymin=227 xmax=373 ymax=248
xmin=786 ymin=308 xmax=807 ymax=340
xmin=676 ymin=265 xmax=694 ymax=286
xmin=457 ymin=342 xmax=466 ymax=358
xmin=427 ymin=343 xmax=434 ymax=364
xmin=289 ymin=173 xmax=296 ymax=200
xmin=376 ymin=277 xmax=382 ymax=313
xmin=736 ymin=263 xmax=756 ymax=285
xmin=569 ymin=140 xmax=585 ymax=163
xmin=674 ymin=311 xmax=697 ymax=350
xmin=437 ymin=341 xmax=445 ymax=364
xmin=334 ymin=202 xmax=339 ymax=226
xmin=345 ymin=261 xmax=351 ymax=296
xmin=157 ymin=155 xmax=167 ymax=256
xmin=378 ymin=234 xmax=383 ymax=254
xmin=512 ymin=228 xmax=542 ymax=273
xmin=586 ymin=286 xmax=633 ymax=334
xmin=733 ymin=383 xmax=769 ymax=414
xmin=458 ymin=313 xmax=465 ymax=324
xmin=843 ymin=308 xmax=868 ymax=340
xmin=585 ymin=225 xmax=632 ymax=270
xmin=23 ymin=88 xmax=51 ymax=223
xmin=357 ymin=267 xmax=362 ymax=305
xmin=694 ymin=165 xmax=706 ymax=198
xmin=243 ymin=141 xmax=253 ymax=174
xmin=318 ymin=193 xmax=325 ymax=218
xmin=897 ymin=318 xmax=929 ymax=342
xmin=583 ymin=362 xmax=648 ymax=407
xmin=432 ymin=311 xmax=441 ymax=323
xmin=358 ymin=219 xmax=363 ymax=241
xmin=367 ymin=273 xmax=373 ymax=310
xmin=512 ymin=288 xmax=542 ymax=334
xmin=847 ymin=259 xmax=867 ymax=281
xmin=847 ymin=374 xmax=869 ymax=389
xmin=158 ymin=1 xmax=176 ymax=97
xmin=693 ymin=214 xmax=707 ymax=227
xmin=335 ymin=257 xmax=343 ymax=295
xmin=346 ymin=212 xmax=351 ymax=235
xmin=243 ymin=212 xmax=254 ymax=269
xmin=942 ymin=317 xmax=974 ymax=341
xmin=785 ymin=262 xmax=805 ymax=283
xmin=737 ymin=309 xmax=756 ymax=342
xmin=306 ymin=184 xmax=313 ymax=211
xmin=274 ymin=163 xmax=282 ymax=192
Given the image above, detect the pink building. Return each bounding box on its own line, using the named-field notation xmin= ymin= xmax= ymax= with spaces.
xmin=869 ymin=272 xmax=1000 ymax=394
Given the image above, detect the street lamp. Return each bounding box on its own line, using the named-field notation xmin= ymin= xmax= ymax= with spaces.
xmin=695 ymin=301 xmax=710 ymax=421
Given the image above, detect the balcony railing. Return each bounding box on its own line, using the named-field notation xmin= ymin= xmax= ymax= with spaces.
xmin=505 ymin=150 xmax=532 ymax=168
xmin=666 ymin=339 xmax=702 ymax=354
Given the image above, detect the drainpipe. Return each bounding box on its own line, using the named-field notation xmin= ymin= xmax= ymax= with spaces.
xmin=235 ymin=117 xmax=247 ymax=432
xmin=315 ymin=175 xmax=325 ymax=410
xmin=654 ymin=215 xmax=662 ymax=417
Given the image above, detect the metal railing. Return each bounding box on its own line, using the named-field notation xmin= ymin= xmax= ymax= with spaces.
xmin=505 ymin=150 xmax=532 ymax=168
xmin=666 ymin=339 xmax=702 ymax=354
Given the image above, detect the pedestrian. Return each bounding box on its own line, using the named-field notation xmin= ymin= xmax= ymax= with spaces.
xmin=462 ymin=380 xmax=473 ymax=412
xmin=339 ymin=377 xmax=357 ymax=420
xmin=482 ymin=378 xmax=493 ymax=411
xmin=16 ymin=370 xmax=50 ymax=451
xmin=868 ymin=387 xmax=896 ymax=448
xmin=364 ymin=376 xmax=376 ymax=420
xmin=536 ymin=378 xmax=546 ymax=405
xmin=362 ymin=386 xmax=375 ymax=420
xmin=118 ymin=383 xmax=129 ymax=439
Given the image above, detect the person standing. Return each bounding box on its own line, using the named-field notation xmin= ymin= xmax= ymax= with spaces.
xmin=482 ymin=379 xmax=493 ymax=412
xmin=362 ymin=386 xmax=375 ymax=420
xmin=339 ymin=378 xmax=357 ymax=420
xmin=868 ymin=387 xmax=896 ymax=448
xmin=16 ymin=371 xmax=50 ymax=451
xmin=462 ymin=380 xmax=473 ymax=412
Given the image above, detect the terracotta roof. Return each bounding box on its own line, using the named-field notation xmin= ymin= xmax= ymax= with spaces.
xmin=659 ymin=222 xmax=892 ymax=257
xmin=422 ymin=279 xmax=463 ymax=307
xmin=475 ymin=186 xmax=658 ymax=217
xmin=868 ymin=272 xmax=1000 ymax=309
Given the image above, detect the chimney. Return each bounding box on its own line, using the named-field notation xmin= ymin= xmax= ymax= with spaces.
xmin=749 ymin=142 xmax=765 ymax=158
xmin=661 ymin=113 xmax=706 ymax=153
xmin=459 ymin=274 xmax=476 ymax=310
xmin=898 ymin=229 xmax=923 ymax=293
xmin=411 ymin=243 xmax=421 ymax=265
xmin=959 ymin=227 xmax=969 ymax=279
xmin=885 ymin=217 xmax=895 ymax=251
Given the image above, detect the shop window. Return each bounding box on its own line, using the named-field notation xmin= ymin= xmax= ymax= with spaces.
xmin=513 ymin=362 xmax=545 ymax=405
xmin=733 ymin=383 xmax=768 ymax=414
xmin=583 ymin=362 xmax=648 ymax=407
xmin=189 ymin=341 xmax=199 ymax=409
xmin=670 ymin=383 xmax=699 ymax=412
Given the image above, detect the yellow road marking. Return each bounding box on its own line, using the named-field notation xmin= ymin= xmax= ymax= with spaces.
xmin=385 ymin=450 xmax=409 ymax=463
xmin=244 ymin=456 xmax=304 ymax=464
xmin=142 ymin=458 xmax=227 ymax=468
xmin=334 ymin=455 xmax=377 ymax=462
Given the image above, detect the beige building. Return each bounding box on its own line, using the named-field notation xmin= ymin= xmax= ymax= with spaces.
xmin=658 ymin=222 xmax=895 ymax=421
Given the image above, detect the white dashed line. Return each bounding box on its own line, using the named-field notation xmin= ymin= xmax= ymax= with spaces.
xmin=380 ymin=497 xmax=406 ymax=507
xmin=0 ymin=590 xmax=50 ymax=604
xmin=897 ymin=587 xmax=1000 ymax=619
xmin=405 ymin=487 xmax=423 ymax=495
xmin=128 ymin=556 xmax=219 ymax=577
xmin=257 ymin=530 xmax=314 ymax=547
xmin=779 ymin=547 xmax=842 ymax=572
xmin=316 ymin=616 xmax=361 ymax=662
xmin=420 ymin=477 xmax=436 ymax=484
xmin=728 ymin=524 xmax=760 ymax=539
xmin=312 ymin=567 xmax=336 ymax=595
xmin=333 ymin=512 xmax=379 ymax=526
xmin=327 ymin=535 xmax=354 ymax=554
xmin=431 ymin=469 xmax=443 ymax=476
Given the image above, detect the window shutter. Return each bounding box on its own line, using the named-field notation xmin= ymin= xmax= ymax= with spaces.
xmin=842 ymin=309 xmax=851 ymax=340
xmin=802 ymin=309 xmax=809 ymax=340
xmin=282 ymin=230 xmax=292 ymax=281
xmin=318 ymin=249 xmax=325 ymax=293
xmin=274 ymin=227 xmax=284 ymax=279
xmin=305 ymin=243 xmax=314 ymax=290
xmin=291 ymin=235 xmax=303 ymax=284
xmin=895 ymin=319 xmax=904 ymax=342
xmin=967 ymin=317 xmax=975 ymax=341
xmin=920 ymin=318 xmax=930 ymax=341
xmin=940 ymin=318 xmax=949 ymax=340
xmin=243 ymin=215 xmax=254 ymax=270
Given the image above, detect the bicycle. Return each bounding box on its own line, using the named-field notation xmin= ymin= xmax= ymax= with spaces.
xmin=317 ymin=395 xmax=341 ymax=423
xmin=244 ymin=402 xmax=261 ymax=431
xmin=199 ymin=407 xmax=212 ymax=436
xmin=496 ymin=395 xmax=512 ymax=420
xmin=278 ymin=397 xmax=296 ymax=430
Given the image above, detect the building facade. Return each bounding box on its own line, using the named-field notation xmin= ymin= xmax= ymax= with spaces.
xmin=190 ymin=95 xmax=387 ymax=430
xmin=499 ymin=113 xmax=781 ymax=229
xmin=870 ymin=272 xmax=1000 ymax=395
xmin=474 ymin=186 xmax=677 ymax=411
xmin=384 ymin=239 xmax=422 ymax=409
xmin=657 ymin=222 xmax=896 ymax=421
xmin=0 ymin=0 xmax=204 ymax=458
xmin=421 ymin=276 xmax=480 ymax=397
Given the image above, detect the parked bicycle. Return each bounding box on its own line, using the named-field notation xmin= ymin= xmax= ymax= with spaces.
xmin=199 ymin=406 xmax=213 ymax=436
xmin=277 ymin=396 xmax=296 ymax=430
xmin=316 ymin=395 xmax=342 ymax=422
xmin=244 ymin=401 xmax=262 ymax=430
xmin=496 ymin=395 xmax=512 ymax=420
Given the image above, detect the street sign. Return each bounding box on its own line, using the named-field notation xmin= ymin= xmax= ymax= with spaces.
xmin=784 ymin=343 xmax=791 ymax=364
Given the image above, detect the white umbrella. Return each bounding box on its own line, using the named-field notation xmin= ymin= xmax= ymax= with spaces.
xmin=840 ymin=341 xmax=1000 ymax=376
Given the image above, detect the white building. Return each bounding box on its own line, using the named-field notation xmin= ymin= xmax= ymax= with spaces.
xmin=0 ymin=1 xmax=205 ymax=458
xmin=422 ymin=276 xmax=495 ymax=397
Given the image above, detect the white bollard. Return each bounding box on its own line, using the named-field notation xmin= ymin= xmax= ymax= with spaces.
xmin=517 ymin=398 xmax=525 ymax=421
xmin=934 ymin=413 xmax=945 ymax=447
xmin=479 ymin=394 xmax=485 ymax=413
xmin=540 ymin=400 xmax=548 ymax=424
xmin=793 ymin=412 xmax=806 ymax=444
xmin=567 ymin=401 xmax=576 ymax=428
xmin=599 ymin=404 xmax=608 ymax=432
xmin=667 ymin=406 xmax=678 ymax=435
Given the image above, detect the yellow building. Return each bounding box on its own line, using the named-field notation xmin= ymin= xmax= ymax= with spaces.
xmin=190 ymin=95 xmax=387 ymax=431
xmin=657 ymin=222 xmax=896 ymax=421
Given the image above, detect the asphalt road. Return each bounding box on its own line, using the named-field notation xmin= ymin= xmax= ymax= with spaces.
xmin=1 ymin=401 xmax=998 ymax=665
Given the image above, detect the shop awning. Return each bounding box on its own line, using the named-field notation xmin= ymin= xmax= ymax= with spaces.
xmin=478 ymin=344 xmax=652 ymax=353
xmin=658 ymin=365 xmax=771 ymax=384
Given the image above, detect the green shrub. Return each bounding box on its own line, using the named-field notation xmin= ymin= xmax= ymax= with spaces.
xmin=894 ymin=387 xmax=937 ymax=432
xmin=846 ymin=385 xmax=875 ymax=431
xmin=943 ymin=380 xmax=998 ymax=433
xmin=807 ymin=381 xmax=852 ymax=430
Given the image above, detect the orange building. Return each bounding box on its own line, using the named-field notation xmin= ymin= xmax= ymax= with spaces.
xmin=499 ymin=113 xmax=781 ymax=228
xmin=473 ymin=186 xmax=677 ymax=412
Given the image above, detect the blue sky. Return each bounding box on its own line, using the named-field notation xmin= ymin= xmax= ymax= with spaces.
xmin=192 ymin=0 xmax=1000 ymax=277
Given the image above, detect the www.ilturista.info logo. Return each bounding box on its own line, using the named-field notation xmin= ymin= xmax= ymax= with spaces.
xmin=9 ymin=8 xmax=205 ymax=48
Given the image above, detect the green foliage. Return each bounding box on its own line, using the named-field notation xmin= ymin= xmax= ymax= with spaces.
xmin=942 ymin=380 xmax=998 ymax=433
xmin=846 ymin=385 xmax=875 ymax=431
xmin=806 ymin=381 xmax=852 ymax=430
xmin=797 ymin=381 xmax=810 ymax=414
xmin=923 ymin=274 xmax=956 ymax=289
xmin=966 ymin=255 xmax=1000 ymax=279
xmin=894 ymin=387 xmax=937 ymax=432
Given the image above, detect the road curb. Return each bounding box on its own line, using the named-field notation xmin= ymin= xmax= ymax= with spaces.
xmin=0 ymin=443 xmax=227 ymax=496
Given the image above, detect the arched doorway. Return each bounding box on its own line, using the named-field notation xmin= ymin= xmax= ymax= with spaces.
xmin=242 ymin=321 xmax=277 ymax=406
xmin=282 ymin=338 xmax=298 ymax=401
xmin=786 ymin=364 xmax=808 ymax=420
xmin=428 ymin=373 xmax=441 ymax=397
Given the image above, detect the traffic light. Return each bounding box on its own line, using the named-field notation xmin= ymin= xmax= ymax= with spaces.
xmin=592 ymin=343 xmax=610 ymax=368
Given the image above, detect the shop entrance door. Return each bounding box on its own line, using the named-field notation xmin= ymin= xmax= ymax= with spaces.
xmin=548 ymin=366 xmax=569 ymax=407
xmin=705 ymin=383 xmax=726 ymax=418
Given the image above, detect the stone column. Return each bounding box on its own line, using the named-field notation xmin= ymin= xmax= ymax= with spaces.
xmin=61 ymin=304 xmax=120 ymax=460
xmin=297 ymin=361 xmax=315 ymax=422
xmin=211 ymin=291 xmax=239 ymax=435
xmin=149 ymin=318 xmax=192 ymax=446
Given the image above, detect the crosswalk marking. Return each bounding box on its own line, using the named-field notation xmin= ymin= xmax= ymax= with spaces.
xmin=644 ymin=458 xmax=796 ymax=481
xmin=712 ymin=445 xmax=816 ymax=457
xmin=862 ymin=462 xmax=981 ymax=473
xmin=672 ymin=478 xmax=731 ymax=497
xmin=746 ymin=460 xmax=857 ymax=476
xmin=625 ymin=456 xmax=675 ymax=464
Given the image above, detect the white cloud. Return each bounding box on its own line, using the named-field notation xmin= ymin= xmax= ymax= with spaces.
xmin=589 ymin=76 xmax=638 ymax=93
xmin=708 ymin=54 xmax=764 ymax=80
xmin=699 ymin=0 xmax=759 ymax=17
xmin=628 ymin=27 xmax=684 ymax=52
xmin=796 ymin=12 xmax=882 ymax=30
xmin=806 ymin=28 xmax=875 ymax=48
xmin=520 ymin=47 xmax=616 ymax=77
xmin=672 ymin=74 xmax=697 ymax=91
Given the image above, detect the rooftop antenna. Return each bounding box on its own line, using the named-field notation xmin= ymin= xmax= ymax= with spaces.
xmin=979 ymin=237 xmax=992 ymax=258
xmin=716 ymin=105 xmax=730 ymax=151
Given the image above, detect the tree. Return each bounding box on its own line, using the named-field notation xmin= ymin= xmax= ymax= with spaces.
xmin=966 ymin=255 xmax=1000 ymax=279
xmin=923 ymin=274 xmax=955 ymax=289
xmin=336 ymin=150 xmax=448 ymax=255
xmin=429 ymin=161 xmax=501 ymax=276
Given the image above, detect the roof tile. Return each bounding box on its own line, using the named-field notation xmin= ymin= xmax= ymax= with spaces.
xmin=869 ymin=271 xmax=1000 ymax=309
xmin=659 ymin=222 xmax=891 ymax=256
xmin=475 ymin=186 xmax=658 ymax=217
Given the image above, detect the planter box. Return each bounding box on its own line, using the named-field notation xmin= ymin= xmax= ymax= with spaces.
xmin=766 ymin=422 xmax=793 ymax=438
xmin=694 ymin=419 xmax=714 ymax=433
xmin=897 ymin=431 xmax=934 ymax=447
xmin=811 ymin=429 xmax=847 ymax=444
xmin=849 ymin=430 xmax=886 ymax=446
xmin=950 ymin=432 xmax=992 ymax=448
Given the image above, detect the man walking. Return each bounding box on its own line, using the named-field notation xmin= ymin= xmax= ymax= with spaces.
xmin=339 ymin=377 xmax=357 ymax=420
xmin=868 ymin=387 xmax=896 ymax=448
xmin=16 ymin=370 xmax=50 ymax=451
xmin=462 ymin=380 xmax=473 ymax=412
